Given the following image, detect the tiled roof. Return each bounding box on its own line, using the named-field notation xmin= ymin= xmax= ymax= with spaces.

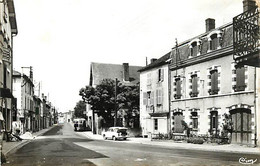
xmin=90 ymin=62 xmax=143 ymax=86
xmin=138 ymin=52 xmax=171 ymax=72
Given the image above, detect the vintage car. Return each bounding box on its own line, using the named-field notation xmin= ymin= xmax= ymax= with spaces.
xmin=102 ymin=127 xmax=128 ymax=141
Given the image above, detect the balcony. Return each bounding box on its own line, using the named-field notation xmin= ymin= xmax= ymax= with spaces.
xmin=233 ymin=7 xmax=260 ymax=67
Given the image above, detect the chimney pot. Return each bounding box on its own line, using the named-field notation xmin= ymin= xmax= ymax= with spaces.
xmin=123 ymin=63 xmax=129 ymax=81
xmin=243 ymin=0 xmax=256 ymax=12
xmin=150 ymin=58 xmax=157 ymax=64
xmin=205 ymin=18 xmax=215 ymax=32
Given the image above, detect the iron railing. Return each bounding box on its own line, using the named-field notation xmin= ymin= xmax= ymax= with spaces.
xmin=233 ymin=7 xmax=259 ymax=60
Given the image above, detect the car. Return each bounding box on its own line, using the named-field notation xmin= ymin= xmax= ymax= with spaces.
xmin=102 ymin=127 xmax=128 ymax=141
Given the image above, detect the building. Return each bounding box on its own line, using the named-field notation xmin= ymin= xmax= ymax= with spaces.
xmin=0 ymin=0 xmax=18 ymax=133
xmin=139 ymin=55 xmax=171 ymax=138
xmin=87 ymin=62 xmax=142 ymax=134
xmin=169 ymin=0 xmax=259 ymax=145
xmin=13 ymin=70 xmax=34 ymax=133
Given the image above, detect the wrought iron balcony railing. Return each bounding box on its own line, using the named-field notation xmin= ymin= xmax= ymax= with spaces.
xmin=233 ymin=7 xmax=259 ymax=66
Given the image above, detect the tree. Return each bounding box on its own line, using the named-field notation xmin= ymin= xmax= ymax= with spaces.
xmin=79 ymin=79 xmax=116 ymax=127
xmin=74 ymin=100 xmax=86 ymax=118
xmin=79 ymin=78 xmax=140 ymax=128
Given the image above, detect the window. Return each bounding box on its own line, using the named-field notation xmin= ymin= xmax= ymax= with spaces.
xmin=207 ymin=30 xmax=223 ymax=53
xmin=143 ymin=92 xmax=147 ymax=105
xmin=209 ymin=69 xmax=219 ymax=95
xmin=174 ymin=78 xmax=181 ymax=99
xmin=190 ymin=74 xmax=198 ymax=97
xmin=234 ymin=66 xmax=246 ymax=92
xmin=210 ymin=34 xmax=218 ymax=51
xmin=156 ymin=89 xmax=163 ymax=105
xmin=154 ymin=119 xmax=158 ymax=130
xmin=191 ymin=112 xmax=198 ymax=130
xmin=3 ymin=65 xmax=7 ymax=88
xmin=147 ymin=73 xmax=152 ymax=89
xmin=158 ymin=69 xmax=164 ymax=82
xmin=210 ymin=111 xmax=218 ymax=135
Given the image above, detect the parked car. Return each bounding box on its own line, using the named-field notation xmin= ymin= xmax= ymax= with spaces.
xmin=102 ymin=127 xmax=128 ymax=141
xmin=73 ymin=118 xmax=86 ymax=131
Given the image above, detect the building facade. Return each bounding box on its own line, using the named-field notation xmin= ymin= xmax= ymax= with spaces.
xmin=139 ymin=55 xmax=171 ymax=137
xmin=0 ymin=0 xmax=18 ymax=133
xmin=169 ymin=16 xmax=259 ymax=145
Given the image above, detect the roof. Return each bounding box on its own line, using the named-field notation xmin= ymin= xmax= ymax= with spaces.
xmin=138 ymin=52 xmax=171 ymax=72
xmin=7 ymin=0 xmax=18 ymax=35
xmin=13 ymin=70 xmax=21 ymax=77
xmin=90 ymin=62 xmax=143 ymax=86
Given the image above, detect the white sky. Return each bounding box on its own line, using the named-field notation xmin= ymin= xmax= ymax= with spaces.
xmin=13 ymin=0 xmax=243 ymax=112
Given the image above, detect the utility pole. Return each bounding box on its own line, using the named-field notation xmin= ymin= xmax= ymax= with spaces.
xmin=114 ymin=78 xmax=118 ymax=127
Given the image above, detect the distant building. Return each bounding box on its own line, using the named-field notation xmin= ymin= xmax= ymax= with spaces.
xmin=87 ymin=62 xmax=142 ymax=134
xmin=13 ymin=70 xmax=34 ymax=133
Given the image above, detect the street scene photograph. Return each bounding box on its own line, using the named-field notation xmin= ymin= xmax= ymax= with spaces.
xmin=0 ymin=0 xmax=260 ymax=165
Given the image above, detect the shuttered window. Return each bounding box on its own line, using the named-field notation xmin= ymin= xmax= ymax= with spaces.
xmin=236 ymin=66 xmax=245 ymax=91
xmin=156 ymin=89 xmax=163 ymax=105
xmin=191 ymin=74 xmax=198 ymax=97
xmin=191 ymin=42 xmax=198 ymax=57
xmin=210 ymin=34 xmax=218 ymax=51
xmin=210 ymin=111 xmax=218 ymax=135
xmin=209 ymin=70 xmax=218 ymax=95
xmin=175 ymin=78 xmax=181 ymax=99
xmin=158 ymin=69 xmax=164 ymax=82
xmin=150 ymin=91 xmax=154 ymax=106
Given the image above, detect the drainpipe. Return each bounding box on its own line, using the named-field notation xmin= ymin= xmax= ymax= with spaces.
xmin=254 ymin=67 xmax=257 ymax=147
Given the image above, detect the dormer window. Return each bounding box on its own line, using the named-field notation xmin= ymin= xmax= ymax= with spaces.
xmin=207 ymin=30 xmax=223 ymax=53
xmin=188 ymin=39 xmax=201 ymax=58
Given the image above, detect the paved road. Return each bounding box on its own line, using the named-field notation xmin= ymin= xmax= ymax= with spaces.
xmin=3 ymin=123 xmax=260 ymax=166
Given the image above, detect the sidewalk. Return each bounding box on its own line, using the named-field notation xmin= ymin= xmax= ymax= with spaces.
xmin=2 ymin=125 xmax=55 ymax=155
xmin=78 ymin=131 xmax=260 ymax=155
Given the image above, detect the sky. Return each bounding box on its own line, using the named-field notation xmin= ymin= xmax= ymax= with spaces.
xmin=13 ymin=0 xmax=243 ymax=113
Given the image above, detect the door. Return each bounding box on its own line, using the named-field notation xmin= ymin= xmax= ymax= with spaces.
xmin=230 ymin=108 xmax=252 ymax=144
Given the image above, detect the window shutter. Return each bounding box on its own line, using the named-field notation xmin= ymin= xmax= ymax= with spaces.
xmin=176 ymin=79 xmax=181 ymax=96
xmin=158 ymin=69 xmax=160 ymax=82
xmin=161 ymin=89 xmax=164 ymax=104
xmin=156 ymin=89 xmax=158 ymax=105
xmin=161 ymin=69 xmax=164 ymax=81
xmin=151 ymin=91 xmax=154 ymax=106
xmin=236 ymin=66 xmax=245 ymax=91
xmin=192 ymin=75 xmax=198 ymax=94
xmin=143 ymin=92 xmax=147 ymax=105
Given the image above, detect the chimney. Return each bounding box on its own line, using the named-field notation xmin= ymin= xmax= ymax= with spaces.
xmin=205 ymin=18 xmax=215 ymax=32
xmin=150 ymin=58 xmax=157 ymax=64
xmin=123 ymin=63 xmax=129 ymax=81
xmin=243 ymin=0 xmax=256 ymax=12
xmin=29 ymin=66 xmax=33 ymax=80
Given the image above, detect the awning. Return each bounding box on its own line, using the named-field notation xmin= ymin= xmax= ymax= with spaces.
xmin=0 ymin=88 xmax=14 ymax=98
xmin=149 ymin=112 xmax=169 ymax=117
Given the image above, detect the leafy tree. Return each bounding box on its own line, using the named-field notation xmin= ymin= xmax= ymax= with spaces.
xmin=79 ymin=78 xmax=140 ymax=128
xmin=74 ymin=100 xmax=86 ymax=118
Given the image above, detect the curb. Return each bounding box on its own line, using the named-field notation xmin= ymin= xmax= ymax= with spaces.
xmin=4 ymin=126 xmax=56 ymax=156
xmin=81 ymin=133 xmax=260 ymax=155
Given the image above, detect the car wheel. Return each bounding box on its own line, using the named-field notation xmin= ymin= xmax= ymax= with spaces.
xmin=103 ymin=135 xmax=107 ymax=140
xmin=113 ymin=136 xmax=117 ymax=141
xmin=123 ymin=138 xmax=127 ymax=140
